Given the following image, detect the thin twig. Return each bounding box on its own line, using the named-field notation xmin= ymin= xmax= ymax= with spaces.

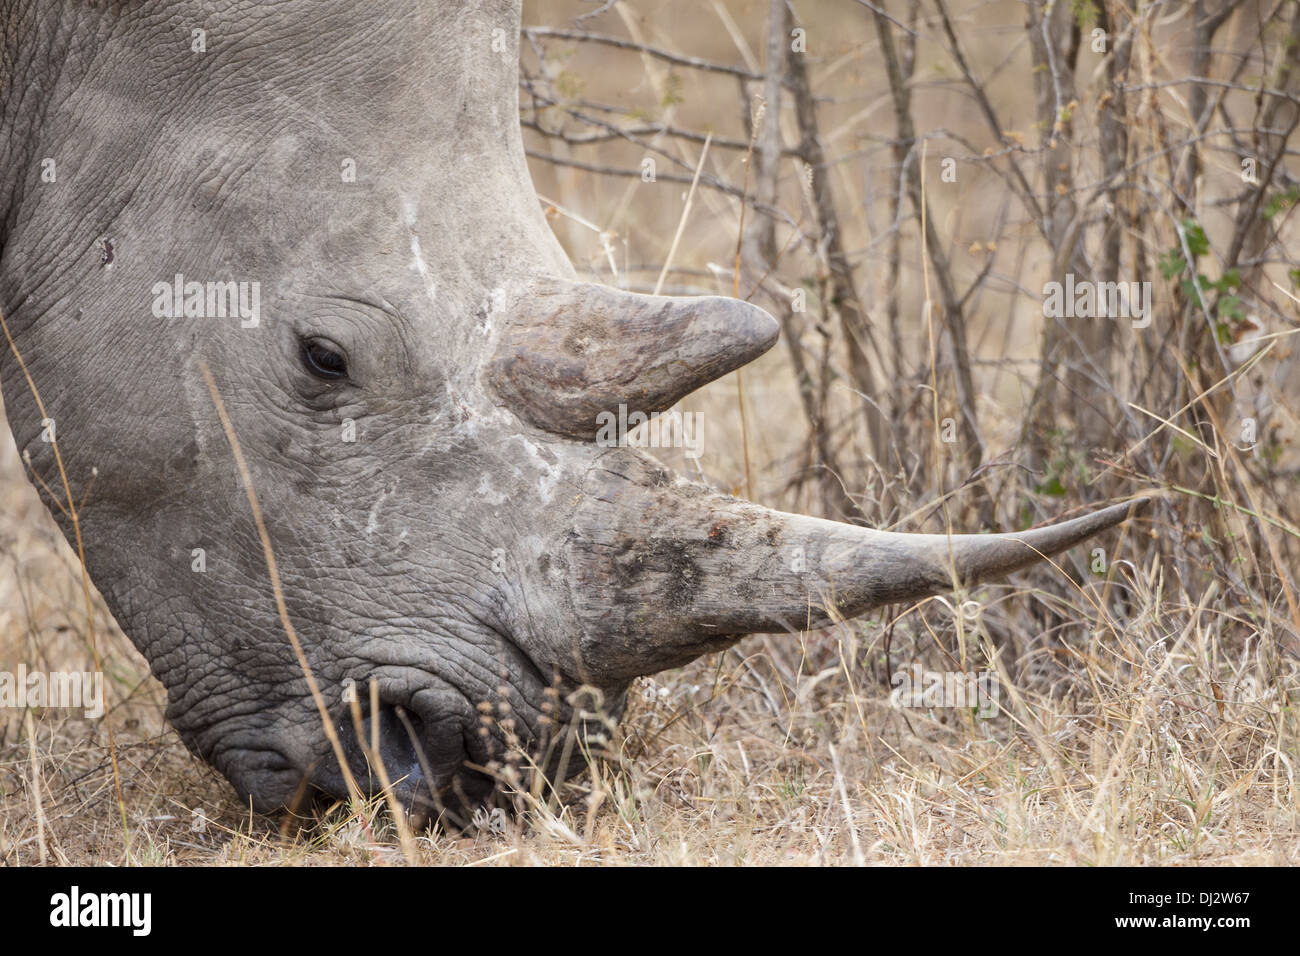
xmin=522 ymin=26 xmax=763 ymax=81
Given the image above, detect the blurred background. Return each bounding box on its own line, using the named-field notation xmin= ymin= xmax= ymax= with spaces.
xmin=522 ymin=0 xmax=1298 ymax=528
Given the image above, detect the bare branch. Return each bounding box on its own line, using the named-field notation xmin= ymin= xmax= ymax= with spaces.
xmin=522 ymin=26 xmax=763 ymax=81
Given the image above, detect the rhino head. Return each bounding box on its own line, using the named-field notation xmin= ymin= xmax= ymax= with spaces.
xmin=0 ymin=0 xmax=1143 ymax=821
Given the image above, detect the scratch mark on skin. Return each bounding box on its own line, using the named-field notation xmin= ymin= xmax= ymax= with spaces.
xmin=366 ymin=486 xmax=393 ymax=536
xmin=519 ymin=438 xmax=561 ymax=504
xmin=402 ymin=199 xmax=438 ymax=305
xmin=477 ymin=473 xmax=506 ymax=506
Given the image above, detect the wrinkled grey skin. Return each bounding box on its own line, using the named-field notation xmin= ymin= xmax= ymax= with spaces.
xmin=0 ymin=0 xmax=1144 ymax=822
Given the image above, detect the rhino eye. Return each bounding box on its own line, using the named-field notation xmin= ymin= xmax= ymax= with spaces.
xmin=301 ymin=338 xmax=349 ymax=381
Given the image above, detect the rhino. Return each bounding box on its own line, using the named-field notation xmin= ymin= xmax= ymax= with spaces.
xmin=0 ymin=0 xmax=1144 ymax=823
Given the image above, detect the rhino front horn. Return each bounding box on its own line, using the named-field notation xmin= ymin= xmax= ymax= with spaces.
xmin=490 ymin=280 xmax=778 ymax=439
xmin=565 ymin=454 xmax=1152 ymax=682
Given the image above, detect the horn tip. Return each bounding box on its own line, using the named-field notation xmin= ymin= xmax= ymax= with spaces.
xmin=1116 ymin=495 xmax=1153 ymax=521
xmin=705 ymin=296 xmax=779 ymax=360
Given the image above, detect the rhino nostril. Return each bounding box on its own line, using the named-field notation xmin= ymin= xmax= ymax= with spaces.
xmin=342 ymin=699 xmax=429 ymax=791
xmin=392 ymin=705 xmax=436 ymax=789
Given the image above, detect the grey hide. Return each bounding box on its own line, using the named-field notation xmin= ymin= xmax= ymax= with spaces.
xmin=0 ymin=0 xmax=1147 ymax=822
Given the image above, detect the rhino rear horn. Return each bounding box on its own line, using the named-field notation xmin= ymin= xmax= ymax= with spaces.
xmin=490 ymin=280 xmax=778 ymax=439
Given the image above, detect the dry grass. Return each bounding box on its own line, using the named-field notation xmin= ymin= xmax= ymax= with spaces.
xmin=3 ymin=0 xmax=1299 ymax=865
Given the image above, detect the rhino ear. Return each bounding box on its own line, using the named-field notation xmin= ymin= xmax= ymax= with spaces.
xmin=488 ymin=280 xmax=778 ymax=440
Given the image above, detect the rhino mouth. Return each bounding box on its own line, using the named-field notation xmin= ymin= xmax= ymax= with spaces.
xmin=339 ymin=702 xmax=432 ymax=806
xmin=306 ymin=682 xmax=503 ymax=828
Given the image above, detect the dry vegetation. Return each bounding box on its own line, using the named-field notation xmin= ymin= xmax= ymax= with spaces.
xmin=3 ymin=0 xmax=1299 ymax=865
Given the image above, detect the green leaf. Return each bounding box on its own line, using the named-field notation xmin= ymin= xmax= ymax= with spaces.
xmin=1218 ymin=295 xmax=1244 ymax=320
xmin=1263 ymin=185 xmax=1299 ymax=220
xmin=1159 ymin=250 xmax=1186 ymax=278
xmin=1182 ymin=219 xmax=1210 ymax=257
xmin=1037 ymin=475 xmax=1067 ymax=497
